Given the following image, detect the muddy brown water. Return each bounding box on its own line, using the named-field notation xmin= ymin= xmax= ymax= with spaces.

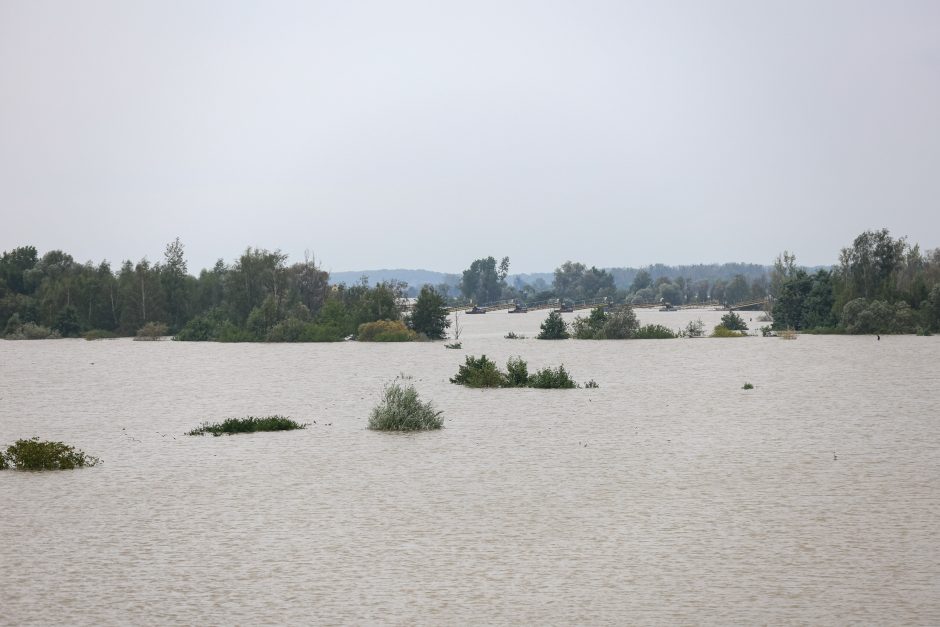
xmin=2 ymin=309 xmax=938 ymax=625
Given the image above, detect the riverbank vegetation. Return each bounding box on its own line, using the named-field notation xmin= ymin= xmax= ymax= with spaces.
xmin=368 ymin=383 xmax=443 ymax=431
xmin=1 ymin=438 xmax=100 ymax=470
xmin=450 ymin=355 xmax=581 ymax=389
xmin=187 ymin=416 xmax=307 ymax=436
xmin=3 ymin=229 xmax=938 ymax=341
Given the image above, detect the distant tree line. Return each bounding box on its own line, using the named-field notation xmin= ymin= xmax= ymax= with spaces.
xmin=0 ymin=240 xmax=449 ymax=342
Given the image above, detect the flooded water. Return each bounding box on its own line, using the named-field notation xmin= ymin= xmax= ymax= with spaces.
xmin=2 ymin=308 xmax=939 ymax=625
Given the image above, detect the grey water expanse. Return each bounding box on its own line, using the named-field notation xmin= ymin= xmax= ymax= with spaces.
xmin=2 ymin=309 xmax=939 ymax=625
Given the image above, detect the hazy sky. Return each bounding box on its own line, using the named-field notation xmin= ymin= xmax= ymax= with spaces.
xmin=1 ymin=1 xmax=938 ymax=274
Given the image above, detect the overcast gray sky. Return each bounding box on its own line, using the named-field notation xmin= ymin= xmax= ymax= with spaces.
xmin=1 ymin=0 xmax=938 ymax=274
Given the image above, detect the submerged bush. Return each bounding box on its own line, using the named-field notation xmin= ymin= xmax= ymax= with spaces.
xmin=444 ymin=341 xmax=462 ymax=349
xmin=83 ymin=329 xmax=118 ymax=340
xmin=572 ymin=306 xmax=640 ymax=339
xmin=368 ymin=383 xmax=443 ymax=431
xmin=504 ymin=331 xmax=525 ymax=339
xmin=4 ymin=322 xmax=59 ymax=340
xmin=135 ymin=322 xmax=168 ymax=340
xmin=451 ymin=355 xmax=583 ymax=389
xmin=537 ymin=310 xmax=569 ymax=339
xmin=188 ymin=416 xmax=307 ymax=436
xmin=633 ymin=324 xmax=676 ymax=339
xmin=584 ymin=379 xmax=600 ymax=388
xmin=450 ymin=355 xmax=504 ymax=387
xmin=711 ymin=325 xmax=747 ymax=337
xmin=742 ymin=382 xmax=754 ymax=390
xmin=357 ymin=319 xmax=417 ymax=342
xmin=684 ymin=319 xmax=705 ymax=338
xmin=527 ymin=365 xmax=577 ymax=389
xmin=720 ymin=311 xmax=748 ymax=331
xmin=1 ymin=438 xmax=100 ymax=470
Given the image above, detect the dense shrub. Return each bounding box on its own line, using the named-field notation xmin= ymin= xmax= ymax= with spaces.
xmin=357 ymin=319 xmax=417 ymax=342
xmin=266 ymin=318 xmax=344 ymax=342
xmin=527 ymin=365 xmax=577 ymax=389
xmin=5 ymin=322 xmax=59 ymax=340
xmin=504 ymin=356 xmax=529 ymax=387
xmin=537 ymin=310 xmax=569 ymax=339
xmin=450 ymin=355 xmax=504 ymax=387
xmin=188 ymin=416 xmax=307 ymax=436
xmin=711 ymin=325 xmax=747 ymax=337
xmin=571 ymin=306 xmax=640 ymax=339
xmin=1 ymin=438 xmax=100 ymax=470
xmin=720 ymin=311 xmax=748 ymax=331
xmin=841 ymin=298 xmax=916 ymax=334
xmin=634 ymin=324 xmax=676 ymax=339
xmin=135 ymin=321 xmax=168 ymax=340
xmin=451 ymin=355 xmax=583 ymax=389
xmin=368 ymin=383 xmax=443 ymax=431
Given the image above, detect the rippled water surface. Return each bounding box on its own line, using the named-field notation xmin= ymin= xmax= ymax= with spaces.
xmin=2 ymin=309 xmax=939 ymax=625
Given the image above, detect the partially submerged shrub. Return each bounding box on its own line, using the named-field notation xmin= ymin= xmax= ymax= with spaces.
xmin=368 ymin=383 xmax=443 ymax=431
xmin=135 ymin=322 xmax=168 ymax=340
xmin=711 ymin=325 xmax=747 ymax=337
xmin=450 ymin=355 xmax=504 ymax=388
xmin=684 ymin=319 xmax=705 ymax=338
xmin=83 ymin=329 xmax=118 ymax=340
xmin=633 ymin=324 xmax=676 ymax=339
xmin=444 ymin=341 xmax=462 ymax=349
xmin=572 ymin=306 xmax=640 ymax=339
xmin=188 ymin=416 xmax=307 ymax=436
xmin=742 ymin=382 xmax=754 ymax=390
xmin=528 ymin=365 xmax=577 ymax=389
xmin=357 ymin=319 xmax=417 ymax=342
xmin=504 ymin=331 xmax=526 ymax=339
xmin=1 ymin=438 xmax=100 ymax=470
xmin=779 ymin=328 xmax=797 ymax=340
xmin=451 ymin=355 xmax=583 ymax=389
xmin=5 ymin=322 xmax=59 ymax=340
xmin=504 ymin=356 xmax=529 ymax=387
xmin=584 ymin=379 xmax=600 ymax=388
xmin=720 ymin=311 xmax=748 ymax=331
xmin=537 ymin=310 xmax=569 ymax=339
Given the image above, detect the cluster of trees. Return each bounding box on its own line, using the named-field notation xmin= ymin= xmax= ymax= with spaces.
xmin=772 ymin=229 xmax=940 ymax=334
xmin=1 ymin=241 xmax=451 ymax=342
xmin=454 ymin=255 xmax=768 ymax=308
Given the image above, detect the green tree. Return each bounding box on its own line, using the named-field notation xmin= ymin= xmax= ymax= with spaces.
xmin=409 ymin=285 xmax=450 ymax=339
xmin=460 ymin=256 xmax=504 ymax=304
xmin=537 ymin=310 xmax=569 ymax=339
xmin=720 ymin=311 xmax=748 ymax=331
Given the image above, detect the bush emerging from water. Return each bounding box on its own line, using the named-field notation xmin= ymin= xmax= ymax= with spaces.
xmin=135 ymin=322 xmax=168 ymax=340
xmin=684 ymin=319 xmax=706 ymax=338
xmin=527 ymin=365 xmax=577 ymax=389
xmin=188 ymin=416 xmax=307 ymax=436
xmin=450 ymin=355 xmax=505 ymax=388
xmin=1 ymin=438 xmax=100 ymax=470
xmin=584 ymin=379 xmax=600 ymax=388
xmin=357 ymin=319 xmax=417 ymax=342
xmin=451 ymin=355 xmax=584 ymax=389
xmin=634 ymin=324 xmax=676 ymax=339
xmin=504 ymin=331 xmax=526 ymax=339
xmin=720 ymin=311 xmax=748 ymax=331
xmin=711 ymin=325 xmax=747 ymax=337
xmin=444 ymin=341 xmax=462 ymax=349
xmin=571 ymin=306 xmax=641 ymax=339
xmin=4 ymin=321 xmax=59 ymax=340
xmin=83 ymin=329 xmax=118 ymax=340
xmin=537 ymin=310 xmax=569 ymax=339
xmin=368 ymin=383 xmax=443 ymax=431
xmin=742 ymin=382 xmax=754 ymax=390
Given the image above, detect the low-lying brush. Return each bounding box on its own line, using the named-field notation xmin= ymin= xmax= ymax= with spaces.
xmin=444 ymin=341 xmax=462 ymax=349
xmin=742 ymin=382 xmax=754 ymax=390
xmin=633 ymin=324 xmax=676 ymax=339
xmin=584 ymin=379 xmax=600 ymax=388
xmin=357 ymin=319 xmax=417 ymax=342
xmin=779 ymin=329 xmax=798 ymax=340
xmin=1 ymin=438 xmax=100 ymax=470
xmin=369 ymin=383 xmax=443 ymax=431
xmin=135 ymin=322 xmax=168 ymax=340
xmin=504 ymin=331 xmax=526 ymax=339
xmin=83 ymin=329 xmax=118 ymax=340
xmin=711 ymin=325 xmax=747 ymax=337
xmin=188 ymin=416 xmax=307 ymax=436
xmin=451 ymin=355 xmax=585 ymax=389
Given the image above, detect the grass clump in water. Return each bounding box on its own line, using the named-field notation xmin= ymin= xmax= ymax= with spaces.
xmin=1 ymin=438 xmax=100 ymax=470
xmin=188 ymin=415 xmax=307 ymax=436
xmin=742 ymin=382 xmax=754 ymax=390
xmin=369 ymin=383 xmax=443 ymax=431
